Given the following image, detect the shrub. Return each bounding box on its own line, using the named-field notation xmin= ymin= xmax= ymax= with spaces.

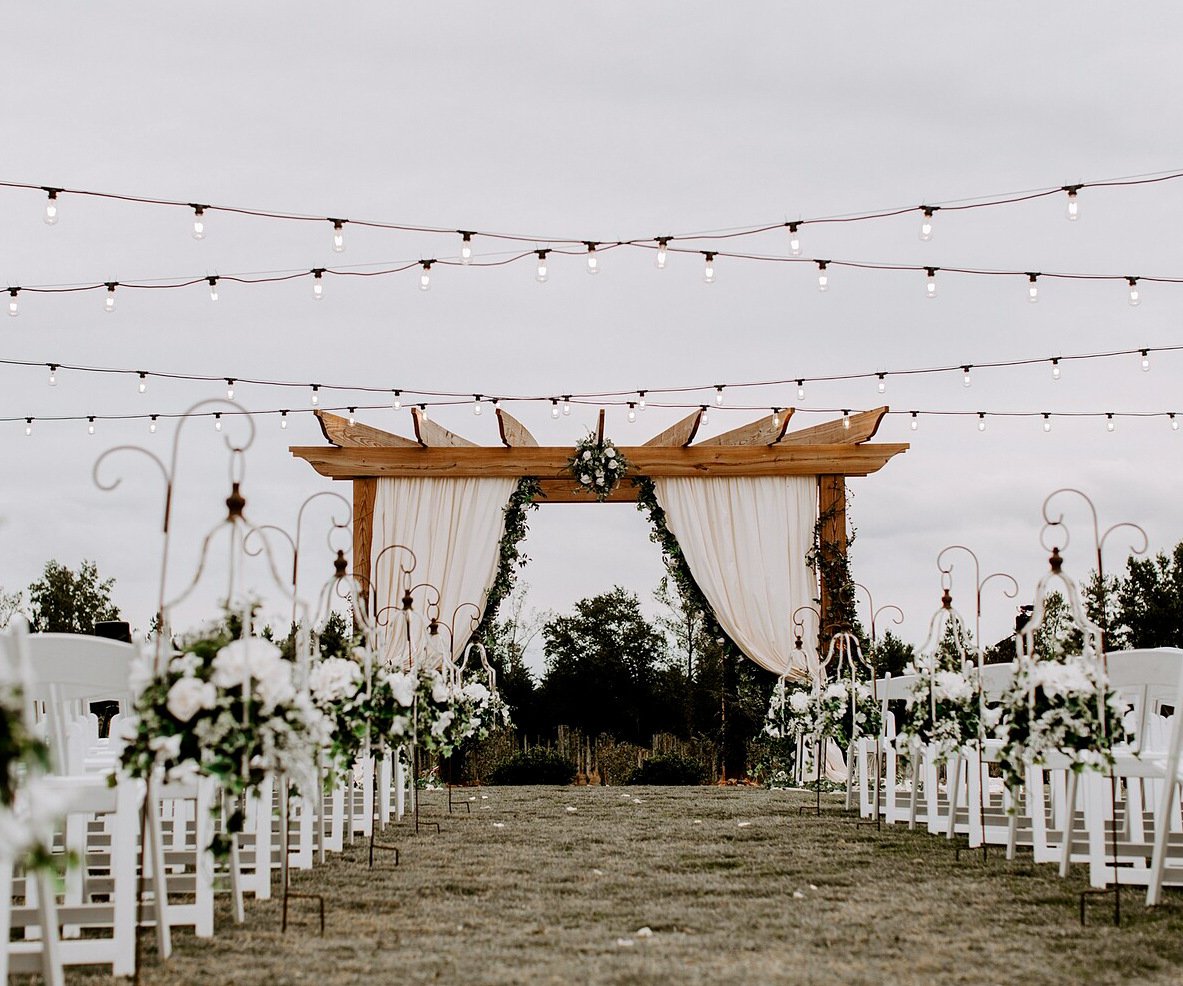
xmin=488 ymin=749 xmax=577 ymax=786
xmin=627 ymin=753 xmax=707 ymax=786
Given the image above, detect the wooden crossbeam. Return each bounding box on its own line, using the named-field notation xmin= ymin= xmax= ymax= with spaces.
xmin=496 ymin=408 xmax=538 ymax=448
xmin=781 ymin=407 xmax=888 ymax=446
xmin=411 ymin=406 xmax=478 ymax=448
xmin=696 ymin=410 xmax=793 ymax=447
xmin=315 ymin=411 xmax=418 ymax=449
xmin=642 ymin=410 xmax=703 ymax=448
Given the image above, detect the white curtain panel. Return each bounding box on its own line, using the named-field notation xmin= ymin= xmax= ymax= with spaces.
xmin=371 ymin=477 xmax=517 ymax=668
xmin=654 ymin=476 xmax=818 ymax=679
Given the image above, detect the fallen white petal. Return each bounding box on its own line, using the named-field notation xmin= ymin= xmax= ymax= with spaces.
xmin=635 ymin=927 xmax=654 ymax=938
xmin=809 ymin=883 xmax=818 ymax=890
xmin=592 ymin=868 xmax=604 ymax=875
xmin=479 ymin=805 xmax=491 ymax=811
xmin=737 ymin=821 xmax=752 ymax=828
xmin=792 ymin=890 xmax=805 ymax=899
xmin=693 ymin=819 xmax=703 ymax=825
xmin=632 ymin=798 xmax=643 ymax=805
xmin=615 ymin=938 xmax=635 ymax=947
xmin=481 ymin=795 xmax=489 ymax=800
xmin=565 ymin=806 xmax=578 ymax=813
xmin=492 ymin=822 xmax=505 ymax=829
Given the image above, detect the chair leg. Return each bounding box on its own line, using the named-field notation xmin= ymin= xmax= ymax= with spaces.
xmin=1060 ymin=771 xmax=1078 ymax=877
xmin=143 ymin=779 xmax=173 ymax=961
xmin=34 ymin=869 xmax=64 ymax=986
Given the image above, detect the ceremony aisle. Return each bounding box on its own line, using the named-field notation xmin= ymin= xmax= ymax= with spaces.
xmin=54 ymin=786 xmax=1183 ymax=986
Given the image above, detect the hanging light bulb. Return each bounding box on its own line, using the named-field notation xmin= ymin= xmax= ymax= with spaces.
xmin=535 ymin=250 xmax=549 ymax=283
xmin=87 ymin=416 xmax=96 ymax=436
xmin=925 ymin=267 xmax=938 ymax=299
xmin=492 ymin=397 xmax=501 ymax=411
xmin=772 ymin=408 xmax=781 ymax=428
xmin=392 ymin=390 xmax=402 ymax=410
xmin=312 ymin=269 xmax=325 ymax=300
xmin=280 ymin=410 xmax=289 ymax=429
xmin=43 ymin=188 xmax=60 ymax=225
xmin=562 ymin=396 xmax=571 ymax=416
xmin=1106 ymin=413 xmax=1116 ymax=432
xmin=656 ymin=238 xmax=669 ymax=269
xmin=48 ymin=364 xmax=57 ymax=387
xmin=473 ymin=395 xmax=483 ymax=416
xmin=585 ymin=242 xmax=599 ymax=275
xmin=1051 ymin=358 xmax=1061 ymax=380
xmin=419 ymin=404 xmax=429 ymax=420
xmin=6 ymin=288 xmax=18 ymax=317
xmin=877 ymin=373 xmax=887 ymax=394
xmin=796 ymin=379 xmax=805 ymax=401
xmin=962 ymin=365 xmax=972 ymax=388
xmin=1127 ymin=277 xmax=1141 ymax=307
xmin=1064 ymin=184 xmax=1081 ymax=221
xmin=214 ymin=412 xmax=223 ymax=432
xmin=1043 ymin=413 xmax=1052 ymax=433
xmin=24 ymin=417 xmax=32 ymax=437
xmin=310 ymin=385 xmax=320 ymax=406
xmin=788 ymin=222 xmax=801 ymax=257
xmin=627 ymin=402 xmax=637 ymax=423
xmin=1027 ymin=272 xmax=1039 ymax=303
xmin=226 ymin=379 xmax=235 ymax=400
xmin=700 ymin=405 xmax=710 ymax=426
xmin=816 ymin=261 xmax=829 ymax=292
xmin=105 ymin=283 xmax=117 ymax=313
xmin=460 ymin=232 xmax=473 ymax=264
xmin=149 ymin=414 xmax=158 ymax=434
xmin=1141 ymin=349 xmax=1151 ymax=372
xmin=910 ymin=411 xmax=919 ymax=431
xmin=348 ymin=407 xmax=356 ymax=427
xmin=919 ymin=206 xmax=936 ymax=241
xmin=715 ymin=385 xmax=725 ymax=406
xmin=419 ymin=261 xmax=432 ymax=291
xmin=842 ymin=410 xmax=851 ymax=430
xmin=191 ymin=205 xmax=206 ymax=240
xmin=551 ymin=399 xmax=560 ymax=419
xmin=331 ymin=220 xmax=346 ymax=253
xmin=977 ymin=413 xmax=986 ymax=432
xmin=703 ymin=252 xmax=716 ymax=284
xmin=138 ymin=372 xmax=148 ymax=394
xmin=1171 ymin=413 xmax=1179 ymax=432
xmin=208 ymin=276 xmax=219 ymax=302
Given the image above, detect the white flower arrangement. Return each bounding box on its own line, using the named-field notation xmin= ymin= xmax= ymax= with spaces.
xmin=897 ymin=657 xmax=982 ymax=762
xmin=568 ymin=433 xmax=629 ymax=501
xmin=764 ymin=675 xmax=879 ymax=748
xmin=413 ymin=669 xmax=511 ymax=757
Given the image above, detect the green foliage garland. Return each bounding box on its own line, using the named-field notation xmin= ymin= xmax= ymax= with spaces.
xmin=473 ymin=478 xmax=541 ymax=640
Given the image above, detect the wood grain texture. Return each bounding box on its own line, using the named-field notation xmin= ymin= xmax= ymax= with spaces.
xmin=352 ymin=478 xmax=377 ymax=614
xmin=781 ymin=407 xmax=888 ymax=446
xmin=642 ymin=410 xmax=703 ymax=448
xmin=411 ymin=406 xmax=478 ymax=448
xmin=696 ymin=410 xmax=793 ymax=447
xmin=818 ymin=474 xmax=848 ymax=636
xmin=316 ymin=410 xmax=418 ymax=448
xmin=496 ymin=408 xmax=539 ymax=448
xmin=533 ymin=479 xmax=639 ymax=503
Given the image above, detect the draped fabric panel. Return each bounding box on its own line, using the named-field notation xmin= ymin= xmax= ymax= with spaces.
xmin=371 ymin=477 xmax=517 ymax=668
xmin=653 ymin=476 xmax=818 ymax=680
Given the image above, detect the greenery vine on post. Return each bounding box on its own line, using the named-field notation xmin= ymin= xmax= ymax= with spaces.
xmin=805 ymin=487 xmax=864 ymax=649
xmin=472 ymin=478 xmax=542 ymax=640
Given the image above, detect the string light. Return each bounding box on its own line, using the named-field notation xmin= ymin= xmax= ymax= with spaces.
xmin=392 ymin=390 xmax=402 ymax=410
xmin=962 ymin=365 xmax=972 ymax=388
xmin=331 ymin=220 xmax=346 ymax=253
xmin=977 ymin=412 xmax=986 ymax=432
xmin=104 ymin=283 xmax=117 ymax=313
xmin=656 ymin=238 xmax=669 ymax=269
xmin=310 ymin=385 xmax=320 ymax=406
xmin=208 ymin=276 xmax=219 ymax=302
xmin=24 ymin=417 xmax=31 ymax=437
xmin=910 ymin=411 xmax=919 ymax=431
xmin=877 ymin=373 xmax=886 ymax=394
xmin=842 ymin=410 xmax=851 ymax=430
xmin=312 ymin=269 xmax=325 ymax=300
xmin=1043 ymin=413 xmax=1051 ymax=433
xmin=919 ymin=206 xmax=937 ymax=241
xmin=816 ymin=261 xmax=829 ymax=292
xmin=638 ymin=391 xmax=646 ymax=410
xmin=280 ymin=410 xmax=289 ymax=429
xmin=703 ymin=252 xmax=716 ymax=284
xmin=1128 ymin=277 xmax=1141 ymax=306
xmin=925 ymin=267 xmax=937 ymax=299
xmin=535 ymin=250 xmax=549 ymax=283
xmin=627 ymin=402 xmax=637 ymax=423
xmin=1172 ymin=413 xmax=1179 ymax=432
xmin=191 ymin=205 xmax=206 ymax=240
xmin=550 ymin=399 xmax=559 ymax=419
xmin=138 ymin=372 xmax=148 ymax=394
xmin=1064 ymin=184 xmax=1081 ymax=221
xmin=149 ymin=414 xmax=158 ymax=434
xmin=700 ymin=405 xmax=710 ymax=426
xmin=419 ymin=261 xmax=432 ymax=291
xmin=562 ymin=396 xmax=571 ymax=416
xmin=1027 ymin=272 xmax=1039 ymax=303
xmin=772 ymin=407 xmax=781 ymax=428
xmin=87 ymin=416 xmax=95 ymax=436
xmin=796 ymin=380 xmax=805 ymax=401
xmin=7 ymin=288 xmax=18 ymax=317
xmin=1106 ymin=413 xmax=1116 ymax=432
xmin=1051 ymin=358 xmax=1061 ymax=380
xmin=473 ymin=395 xmax=483 ymax=416
xmin=787 ymin=223 xmax=801 ymax=257
xmin=715 ymin=385 xmax=725 ymax=406
xmin=347 ymin=407 xmax=356 ymax=427
xmin=43 ymin=188 xmax=60 ymax=225
xmin=419 ymin=403 xmax=428 ymax=420
xmin=460 ymin=232 xmax=473 ymax=264
xmin=48 ymin=364 xmax=57 ymax=387
xmin=214 ymin=412 xmax=222 ymax=432
xmin=1141 ymin=349 xmax=1151 ymax=371
xmin=585 ymin=243 xmax=599 ymax=275
xmin=226 ymin=379 xmax=235 ymax=399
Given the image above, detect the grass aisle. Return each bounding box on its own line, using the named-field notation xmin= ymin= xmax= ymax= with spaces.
xmin=70 ymin=786 xmax=1183 ymax=985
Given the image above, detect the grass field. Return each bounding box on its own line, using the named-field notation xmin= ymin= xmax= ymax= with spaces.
xmin=59 ymin=785 xmax=1183 ymax=985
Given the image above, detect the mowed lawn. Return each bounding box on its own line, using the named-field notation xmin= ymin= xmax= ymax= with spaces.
xmin=60 ymin=786 xmax=1183 ymax=986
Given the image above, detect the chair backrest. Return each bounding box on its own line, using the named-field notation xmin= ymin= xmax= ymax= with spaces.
xmin=979 ymin=661 xmax=1015 ymax=701
xmin=1103 ymin=648 xmax=1183 ymax=753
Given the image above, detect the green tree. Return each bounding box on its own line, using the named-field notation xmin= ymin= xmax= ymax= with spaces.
xmin=27 ymin=560 xmax=120 ymax=634
xmin=1113 ymin=545 xmax=1183 ymax=649
xmin=0 ymin=587 xmax=22 ymax=630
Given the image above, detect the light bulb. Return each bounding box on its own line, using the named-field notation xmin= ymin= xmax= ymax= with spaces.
xmin=817 ymin=261 xmax=829 ymax=292
xmin=586 ymin=243 xmax=599 ymax=275
xmin=1141 ymin=349 xmax=1151 ymax=372
xmin=208 ymin=276 xmax=219 ymax=302
xmin=24 ymin=418 xmax=32 ymax=437
xmin=700 ymin=406 xmax=710 ymax=426
xmin=925 ymin=268 xmax=937 ymax=299
xmin=138 ymin=373 xmax=147 ymax=394
xmin=656 ymin=239 xmax=669 ymax=269
xmin=460 ymin=232 xmax=473 ymax=265
xmin=562 ymin=397 xmax=571 ymax=416
xmin=43 ymin=189 xmax=59 ymax=225
xmin=105 ymin=283 xmax=117 ymax=313
xmin=842 ymin=410 xmax=851 ymax=430
xmin=1128 ymin=277 xmax=1140 ymax=307
xmin=1043 ymin=414 xmax=1051 ymax=433
xmin=703 ymin=253 xmax=716 ymax=284
xmin=772 ymin=408 xmax=781 ymax=428
xmin=280 ymin=411 xmax=289 ymax=429
xmin=348 ymin=408 xmax=356 ymax=427
xmin=7 ymin=289 xmax=18 ymax=317
xmin=536 ymin=251 xmax=549 ymax=283
xmin=788 ymin=223 xmax=801 ymax=257
xmin=796 ymin=380 xmax=805 ymax=401
xmin=87 ymin=416 xmax=95 ymax=436
xmin=638 ymin=391 xmax=646 ymax=410
xmin=1027 ymin=273 xmax=1039 ymax=303
xmin=332 ymin=220 xmax=345 ymax=253
xmin=551 ymin=400 xmax=559 ymax=419
xmin=419 ymin=404 xmax=429 ymax=420
xmin=392 ymin=391 xmax=402 ymax=410
xmin=226 ymin=379 xmax=235 ymax=399
xmin=192 ymin=206 xmax=206 ymax=240
xmin=312 ymin=270 xmax=325 ymax=300
xmin=214 ymin=413 xmax=222 ymax=432
xmin=919 ymin=207 xmax=935 ymax=241
xmin=1106 ymin=413 xmax=1116 ymax=432
xmin=910 ymin=412 xmax=919 ymax=431
xmin=48 ymin=364 xmax=57 ymax=387
xmin=1065 ymin=186 xmax=1080 ymax=221
xmin=311 ymin=385 xmax=320 ymax=406
xmin=877 ymin=374 xmax=886 ymax=395
xmin=1051 ymin=359 xmax=1061 ymax=380
xmin=715 ymin=385 xmax=724 ymax=406
xmin=149 ymin=415 xmax=158 ymax=434
xmin=977 ymin=413 xmax=986 ymax=432
xmin=419 ymin=262 xmax=432 ymax=291
xmin=627 ymin=403 xmax=636 ymax=423
xmin=962 ymin=366 xmax=972 ymax=388
xmin=1172 ymin=414 xmax=1179 ymax=432
xmin=473 ymin=396 xmax=483 ymax=416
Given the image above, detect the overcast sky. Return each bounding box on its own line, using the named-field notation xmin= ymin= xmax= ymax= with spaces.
xmin=1 ymin=4 xmax=1180 ymax=669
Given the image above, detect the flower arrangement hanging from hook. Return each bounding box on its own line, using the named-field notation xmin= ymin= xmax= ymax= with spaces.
xmin=568 ymin=432 xmax=629 ymax=501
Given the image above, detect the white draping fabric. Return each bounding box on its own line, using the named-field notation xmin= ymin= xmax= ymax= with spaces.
xmin=371 ymin=477 xmax=517 ymax=668
xmin=654 ymin=476 xmax=818 ymax=679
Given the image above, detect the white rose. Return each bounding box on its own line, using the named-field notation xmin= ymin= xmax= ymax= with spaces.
xmin=789 ymin=691 xmax=811 ymax=713
xmin=582 ymin=450 xmax=592 ymax=461
xmin=254 ymin=662 xmax=295 ymax=712
xmin=605 ymin=447 xmax=616 ymax=458
xmin=431 ymin=709 xmax=454 ymax=737
xmin=166 ymin=677 xmax=215 ymax=723
xmin=607 ymin=459 xmax=618 ymax=469
xmin=168 ymin=651 xmax=201 ymax=678
xmin=148 ymin=732 xmax=184 ymax=760
xmin=386 ymin=671 xmax=416 ymax=707
xmin=824 ymin=682 xmax=847 ymax=702
xmin=432 ymin=679 xmax=452 ymax=704
xmin=309 ymin=657 xmax=362 ymax=704
xmin=580 ymin=473 xmax=591 ymax=484
xmin=462 ymin=681 xmax=490 ymax=704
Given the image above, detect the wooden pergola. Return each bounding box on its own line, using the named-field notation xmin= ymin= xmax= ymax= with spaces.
xmin=291 ymin=405 xmax=907 ymax=627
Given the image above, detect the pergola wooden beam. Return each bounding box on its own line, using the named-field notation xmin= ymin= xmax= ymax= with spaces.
xmin=496 ymin=408 xmax=538 ymax=447
xmin=781 ymin=406 xmax=887 ymax=446
xmin=696 ymin=410 xmax=793 ymax=447
xmin=315 ymin=410 xmax=418 ymax=448
xmin=411 ymin=406 xmax=478 ymax=448
xmin=643 ymin=409 xmax=702 ymax=448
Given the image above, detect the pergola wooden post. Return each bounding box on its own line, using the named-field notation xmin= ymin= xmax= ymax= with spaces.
xmin=292 ymin=406 xmax=906 ymax=629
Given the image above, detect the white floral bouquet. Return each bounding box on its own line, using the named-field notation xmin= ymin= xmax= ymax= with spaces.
xmin=765 ymin=676 xmax=879 ymax=748
xmin=0 ymin=670 xmax=64 ymax=870
xmin=994 ymin=652 xmax=1129 ymax=796
xmin=764 ymin=677 xmax=815 ymax=740
xmin=897 ymin=659 xmax=982 ymax=762
xmin=413 ymin=670 xmax=511 ymax=757
xmin=568 ymin=434 xmax=628 ymax=501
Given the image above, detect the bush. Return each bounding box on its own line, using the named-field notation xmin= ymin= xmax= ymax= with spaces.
xmin=627 ymin=753 xmax=707 ymax=786
xmin=488 ymin=749 xmax=577 ymax=786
